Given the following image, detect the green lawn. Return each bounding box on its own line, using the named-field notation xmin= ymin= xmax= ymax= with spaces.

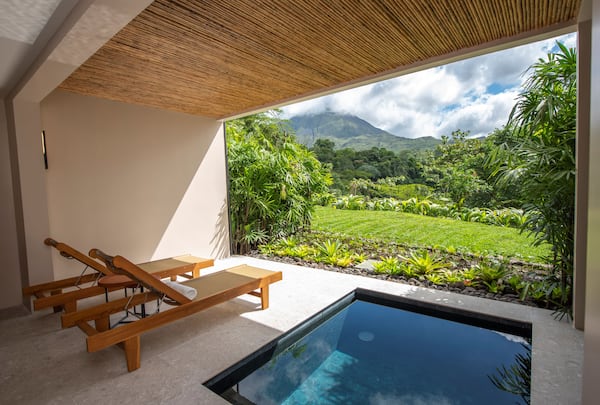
xmin=312 ymin=206 xmax=550 ymax=261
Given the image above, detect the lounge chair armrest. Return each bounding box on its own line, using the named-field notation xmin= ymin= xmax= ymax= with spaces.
xmin=45 ymin=238 xmax=111 ymax=274
xmin=44 ymin=237 xmax=58 ymax=247
xmin=61 ymin=291 xmax=160 ymax=328
xmin=89 ymin=248 xmax=115 ymax=269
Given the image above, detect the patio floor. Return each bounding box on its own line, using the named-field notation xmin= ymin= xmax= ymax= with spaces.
xmin=1 ymin=256 xmax=583 ymax=404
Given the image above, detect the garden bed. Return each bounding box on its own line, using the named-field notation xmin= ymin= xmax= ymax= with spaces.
xmin=252 ymin=230 xmax=559 ymax=310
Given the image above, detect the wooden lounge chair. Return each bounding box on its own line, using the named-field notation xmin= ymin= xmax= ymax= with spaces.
xmin=23 ymin=238 xmax=214 ymax=313
xmin=61 ymin=250 xmax=282 ymax=372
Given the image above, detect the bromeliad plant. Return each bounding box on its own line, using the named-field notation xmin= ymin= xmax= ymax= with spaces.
xmin=441 ymin=270 xmax=466 ymax=286
xmin=475 ymin=261 xmax=509 ymax=284
xmin=260 ymin=237 xmax=363 ymax=268
xmin=315 ymin=239 xmax=346 ymax=262
xmin=313 ymin=239 xmax=364 ymax=268
xmin=373 ymin=256 xmax=403 ymax=275
xmin=425 ymin=273 xmax=446 ymax=285
xmin=473 ymin=260 xmax=509 ymax=294
xmin=404 ymin=250 xmax=450 ymax=275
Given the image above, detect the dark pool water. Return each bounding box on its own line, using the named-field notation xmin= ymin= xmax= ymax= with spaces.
xmin=210 ymin=297 xmax=531 ymax=405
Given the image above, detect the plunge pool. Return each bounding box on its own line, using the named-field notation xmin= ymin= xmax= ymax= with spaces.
xmin=205 ymin=288 xmax=532 ymax=405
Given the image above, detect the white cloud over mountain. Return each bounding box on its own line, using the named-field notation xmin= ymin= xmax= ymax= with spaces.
xmin=282 ymin=33 xmax=576 ymax=139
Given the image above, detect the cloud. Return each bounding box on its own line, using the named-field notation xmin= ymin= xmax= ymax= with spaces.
xmin=435 ymin=90 xmax=519 ymax=137
xmin=282 ymin=33 xmax=576 ymax=139
xmin=492 ymin=330 xmax=531 ymax=345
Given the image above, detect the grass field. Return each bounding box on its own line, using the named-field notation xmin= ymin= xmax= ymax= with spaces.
xmin=312 ymin=206 xmax=550 ymax=261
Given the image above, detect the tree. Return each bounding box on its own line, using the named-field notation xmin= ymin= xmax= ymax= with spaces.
xmin=311 ymin=138 xmax=336 ymax=164
xmin=421 ymin=130 xmax=494 ymax=207
xmin=310 ymin=140 xmax=419 ymax=191
xmin=488 ymin=42 xmax=576 ymax=316
xmin=227 ymin=112 xmax=331 ymax=254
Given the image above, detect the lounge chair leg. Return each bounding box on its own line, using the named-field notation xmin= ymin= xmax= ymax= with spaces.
xmin=63 ymin=300 xmax=77 ymax=313
xmin=95 ymin=316 xmax=110 ymax=332
xmin=51 ymin=290 xmax=63 ymax=313
xmin=260 ymin=285 xmax=269 ymax=310
xmin=124 ymin=335 xmax=141 ymax=372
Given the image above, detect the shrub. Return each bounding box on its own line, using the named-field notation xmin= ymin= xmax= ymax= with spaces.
xmin=329 ymin=195 xmax=527 ymax=228
xmin=227 ymin=112 xmax=331 ymax=254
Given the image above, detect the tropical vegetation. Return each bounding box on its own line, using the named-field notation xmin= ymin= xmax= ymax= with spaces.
xmin=225 ymin=42 xmax=576 ymax=315
xmin=226 ymin=112 xmax=330 ymax=254
xmin=488 ymin=42 xmax=576 ymax=317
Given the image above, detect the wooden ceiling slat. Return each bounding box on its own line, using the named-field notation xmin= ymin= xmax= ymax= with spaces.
xmin=58 ymin=0 xmax=580 ymax=118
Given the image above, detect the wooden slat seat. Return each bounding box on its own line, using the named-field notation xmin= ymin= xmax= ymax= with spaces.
xmin=62 ymin=250 xmax=282 ymax=372
xmin=23 ymin=238 xmax=214 ymax=313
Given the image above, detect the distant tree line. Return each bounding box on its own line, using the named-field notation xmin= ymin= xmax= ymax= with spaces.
xmin=311 ymin=129 xmax=520 ymax=209
xmin=311 ymin=138 xmax=422 ymax=190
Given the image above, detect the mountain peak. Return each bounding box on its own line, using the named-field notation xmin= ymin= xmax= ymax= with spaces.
xmin=288 ymin=112 xmax=439 ymax=152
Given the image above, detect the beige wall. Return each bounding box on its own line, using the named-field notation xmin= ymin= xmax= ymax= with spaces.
xmin=40 ymin=90 xmax=229 ymax=280
xmin=12 ymin=99 xmax=53 ymax=286
xmin=0 ymin=99 xmax=24 ymax=308
xmin=0 ymin=0 xmax=162 ymax=310
xmin=575 ymin=19 xmax=592 ymax=330
xmin=583 ymin=0 xmax=600 ymax=402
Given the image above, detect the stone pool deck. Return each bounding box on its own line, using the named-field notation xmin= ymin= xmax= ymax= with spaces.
xmin=1 ymin=256 xmax=583 ymax=404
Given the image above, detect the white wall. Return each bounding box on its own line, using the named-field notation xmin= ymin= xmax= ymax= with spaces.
xmin=41 ymin=90 xmax=229 ymax=279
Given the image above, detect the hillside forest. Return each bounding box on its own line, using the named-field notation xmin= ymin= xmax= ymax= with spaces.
xmin=310 ymin=129 xmax=514 ymax=209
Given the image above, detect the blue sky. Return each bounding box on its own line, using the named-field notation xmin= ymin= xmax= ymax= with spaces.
xmin=282 ymin=33 xmax=577 ymax=139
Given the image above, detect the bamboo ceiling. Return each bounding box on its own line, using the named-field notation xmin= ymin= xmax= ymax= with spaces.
xmin=58 ymin=0 xmax=580 ymax=119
